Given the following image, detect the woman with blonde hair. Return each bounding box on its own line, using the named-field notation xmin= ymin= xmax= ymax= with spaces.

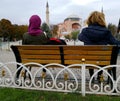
xmin=87 ymin=11 xmax=106 ymax=27
xmin=78 ymin=11 xmax=120 ymax=81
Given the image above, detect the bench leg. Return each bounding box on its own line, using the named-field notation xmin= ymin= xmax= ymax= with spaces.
xmin=107 ymin=67 xmax=116 ymax=92
xmin=24 ymin=66 xmax=32 ymax=80
xmin=112 ymin=67 xmax=116 ymax=80
xmin=16 ymin=65 xmax=32 ymax=80
xmin=107 ymin=67 xmax=116 ymax=83
xmin=112 ymin=67 xmax=116 ymax=93
xmin=89 ymin=69 xmax=103 ymax=83
xmin=97 ymin=71 xmax=103 ymax=83
xmin=89 ymin=69 xmax=94 ymax=77
xmin=16 ymin=64 xmax=22 ymax=79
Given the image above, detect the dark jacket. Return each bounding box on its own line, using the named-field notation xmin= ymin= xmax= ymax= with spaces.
xmin=22 ymin=32 xmax=48 ymax=45
xmin=22 ymin=32 xmax=66 ymax=45
xmin=78 ymin=24 xmax=120 ymax=45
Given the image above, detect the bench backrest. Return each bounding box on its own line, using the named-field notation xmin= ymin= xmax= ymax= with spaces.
xmin=11 ymin=45 xmax=119 ymax=66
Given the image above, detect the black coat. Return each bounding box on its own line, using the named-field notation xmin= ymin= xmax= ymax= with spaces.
xmin=78 ymin=24 xmax=120 ymax=45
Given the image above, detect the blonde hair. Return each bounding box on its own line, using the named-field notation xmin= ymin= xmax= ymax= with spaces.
xmin=51 ymin=25 xmax=59 ymax=38
xmin=86 ymin=11 xmax=106 ymax=27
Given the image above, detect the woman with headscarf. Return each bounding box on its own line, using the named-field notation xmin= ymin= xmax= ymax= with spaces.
xmin=22 ymin=15 xmax=48 ymax=45
xmin=16 ymin=15 xmax=48 ymax=79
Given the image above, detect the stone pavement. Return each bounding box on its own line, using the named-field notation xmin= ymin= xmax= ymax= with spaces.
xmin=0 ymin=50 xmax=16 ymax=63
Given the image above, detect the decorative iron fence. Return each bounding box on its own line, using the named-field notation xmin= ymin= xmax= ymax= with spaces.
xmin=0 ymin=62 xmax=120 ymax=96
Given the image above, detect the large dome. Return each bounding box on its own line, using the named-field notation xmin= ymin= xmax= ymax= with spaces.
xmin=67 ymin=14 xmax=80 ymax=19
xmin=64 ymin=14 xmax=80 ymax=21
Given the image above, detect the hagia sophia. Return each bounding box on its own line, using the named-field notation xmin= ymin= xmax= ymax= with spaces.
xmin=45 ymin=2 xmax=82 ymax=38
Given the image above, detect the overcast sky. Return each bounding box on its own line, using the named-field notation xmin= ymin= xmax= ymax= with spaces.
xmin=0 ymin=0 xmax=119 ymax=26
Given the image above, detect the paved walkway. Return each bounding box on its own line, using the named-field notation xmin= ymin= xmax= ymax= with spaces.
xmin=0 ymin=50 xmax=15 ymax=63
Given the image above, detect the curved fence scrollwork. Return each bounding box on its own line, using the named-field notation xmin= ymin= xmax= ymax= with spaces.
xmin=0 ymin=62 xmax=120 ymax=96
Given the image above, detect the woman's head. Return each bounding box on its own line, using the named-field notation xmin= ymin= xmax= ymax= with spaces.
xmin=86 ymin=11 xmax=106 ymax=27
xmin=28 ymin=15 xmax=43 ymax=35
xmin=51 ymin=25 xmax=59 ymax=38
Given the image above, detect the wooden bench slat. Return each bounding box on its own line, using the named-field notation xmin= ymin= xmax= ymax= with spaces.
xmin=64 ymin=60 xmax=110 ymax=65
xmin=22 ymin=59 xmax=61 ymax=64
xmin=64 ymin=55 xmax=111 ymax=60
xmin=17 ymin=45 xmax=60 ymax=50
xmin=19 ymin=50 xmax=60 ymax=54
xmin=64 ymin=50 xmax=112 ymax=55
xmin=21 ymin=55 xmax=61 ymax=59
xmin=63 ymin=45 xmax=113 ymax=50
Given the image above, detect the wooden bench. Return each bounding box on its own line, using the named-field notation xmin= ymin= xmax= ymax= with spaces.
xmin=11 ymin=45 xmax=119 ymax=80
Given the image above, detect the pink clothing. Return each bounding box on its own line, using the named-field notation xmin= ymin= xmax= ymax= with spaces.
xmin=28 ymin=15 xmax=43 ymax=36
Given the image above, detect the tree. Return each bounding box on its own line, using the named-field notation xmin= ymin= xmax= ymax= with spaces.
xmin=0 ymin=18 xmax=28 ymax=41
xmin=0 ymin=26 xmax=2 ymax=37
xmin=64 ymin=34 xmax=71 ymax=40
xmin=71 ymin=30 xmax=79 ymax=44
xmin=115 ymin=19 xmax=120 ymax=40
xmin=41 ymin=22 xmax=52 ymax=38
xmin=0 ymin=19 xmax=13 ymax=41
xmin=107 ymin=23 xmax=117 ymax=36
xmin=12 ymin=24 xmax=28 ymax=41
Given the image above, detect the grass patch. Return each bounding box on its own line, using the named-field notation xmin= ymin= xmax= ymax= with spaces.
xmin=0 ymin=87 xmax=120 ymax=101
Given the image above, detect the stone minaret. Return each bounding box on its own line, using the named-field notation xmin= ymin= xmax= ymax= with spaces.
xmin=46 ymin=1 xmax=49 ymax=26
xmin=101 ymin=6 xmax=104 ymax=13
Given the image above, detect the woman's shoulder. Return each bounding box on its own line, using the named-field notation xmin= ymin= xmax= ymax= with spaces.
xmin=23 ymin=32 xmax=29 ymax=36
xmin=23 ymin=32 xmax=46 ymax=37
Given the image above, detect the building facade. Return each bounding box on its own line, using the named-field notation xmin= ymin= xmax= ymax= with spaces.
xmin=58 ymin=14 xmax=82 ymax=38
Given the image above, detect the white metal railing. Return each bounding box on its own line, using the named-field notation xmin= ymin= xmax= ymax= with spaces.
xmin=0 ymin=62 xmax=120 ymax=96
